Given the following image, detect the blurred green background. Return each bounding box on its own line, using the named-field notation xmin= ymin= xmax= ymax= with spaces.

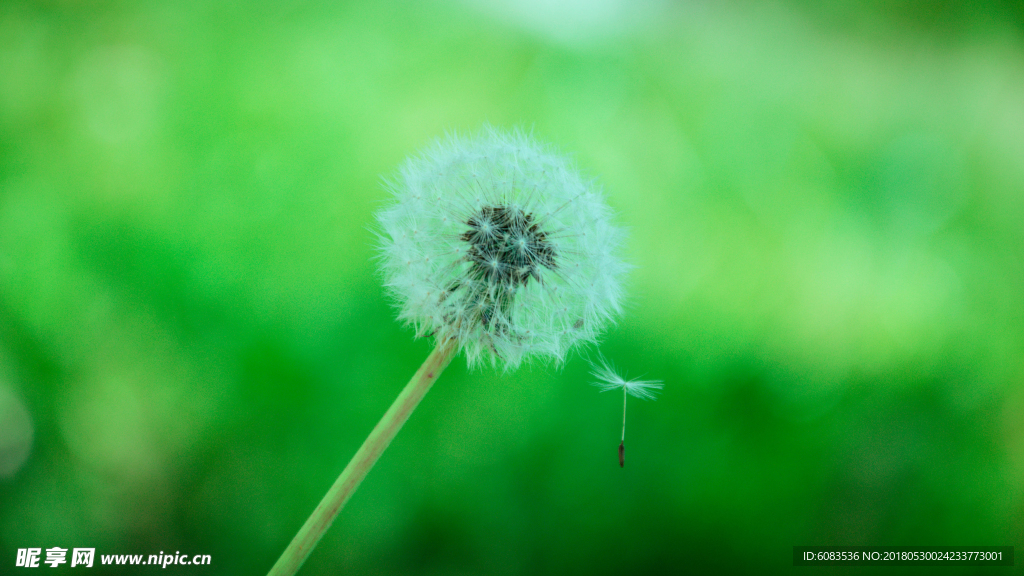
xmin=2 ymin=0 xmax=1023 ymax=574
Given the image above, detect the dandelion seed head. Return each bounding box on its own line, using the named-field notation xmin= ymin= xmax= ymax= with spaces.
xmin=377 ymin=126 xmax=627 ymax=368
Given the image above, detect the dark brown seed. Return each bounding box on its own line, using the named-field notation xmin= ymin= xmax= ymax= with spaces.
xmin=448 ymin=205 xmax=558 ymax=331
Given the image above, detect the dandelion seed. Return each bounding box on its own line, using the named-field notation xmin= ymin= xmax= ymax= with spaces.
xmin=591 ymin=357 xmax=663 ymax=467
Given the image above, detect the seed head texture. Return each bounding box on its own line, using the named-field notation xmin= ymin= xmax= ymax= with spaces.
xmin=376 ymin=126 xmax=626 ymax=368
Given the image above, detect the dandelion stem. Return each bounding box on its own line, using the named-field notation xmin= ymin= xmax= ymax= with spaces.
xmin=267 ymin=338 xmax=458 ymax=576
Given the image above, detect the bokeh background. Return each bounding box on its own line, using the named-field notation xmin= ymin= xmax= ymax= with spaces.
xmin=2 ymin=0 xmax=1023 ymax=574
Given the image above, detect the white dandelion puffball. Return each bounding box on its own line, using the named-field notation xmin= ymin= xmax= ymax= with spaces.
xmin=377 ymin=126 xmax=626 ymax=368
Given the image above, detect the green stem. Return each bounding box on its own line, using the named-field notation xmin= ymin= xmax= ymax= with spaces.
xmin=267 ymin=338 xmax=458 ymax=576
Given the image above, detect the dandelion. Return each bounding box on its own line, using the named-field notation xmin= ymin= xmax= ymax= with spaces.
xmin=376 ymin=125 xmax=626 ymax=367
xmin=591 ymin=357 xmax=663 ymax=467
xmin=268 ymin=126 xmax=626 ymax=576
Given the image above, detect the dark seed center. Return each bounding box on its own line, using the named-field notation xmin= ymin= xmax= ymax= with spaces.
xmin=461 ymin=205 xmax=556 ymax=290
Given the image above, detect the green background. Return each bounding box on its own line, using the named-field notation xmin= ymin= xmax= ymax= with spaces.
xmin=2 ymin=0 xmax=1023 ymax=574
